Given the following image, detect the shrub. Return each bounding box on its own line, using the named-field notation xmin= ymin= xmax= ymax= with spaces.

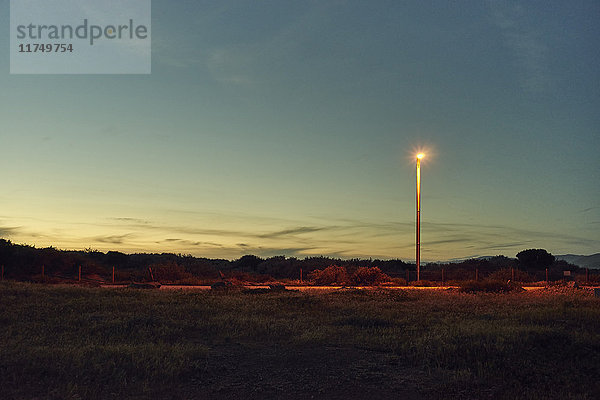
xmin=308 ymin=265 xmax=348 ymax=285
xmin=410 ymin=279 xmax=436 ymax=287
xmin=393 ymin=277 xmax=408 ymax=286
xmin=459 ymin=279 xmax=523 ymax=293
xmin=381 ymin=277 xmax=407 ymax=286
xmin=585 ymin=273 xmax=600 ymax=284
xmin=225 ymin=271 xmax=275 ymax=284
xmin=112 ymin=269 xmax=132 ymax=283
xmin=488 ymin=268 xmax=534 ymax=282
xmin=176 ymin=276 xmax=211 ymax=286
xmin=350 ymin=267 xmax=390 ymax=286
xmin=152 ymin=263 xmax=193 ymax=283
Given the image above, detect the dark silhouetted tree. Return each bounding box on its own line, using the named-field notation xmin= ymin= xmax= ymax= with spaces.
xmin=516 ymin=249 xmax=555 ymax=270
xmin=233 ymin=255 xmax=263 ymax=272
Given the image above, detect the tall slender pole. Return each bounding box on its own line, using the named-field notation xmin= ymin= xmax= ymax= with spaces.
xmin=416 ymin=156 xmax=421 ymax=282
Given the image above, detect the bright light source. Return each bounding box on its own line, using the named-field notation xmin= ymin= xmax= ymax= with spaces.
xmin=416 ymin=153 xmax=425 ymax=159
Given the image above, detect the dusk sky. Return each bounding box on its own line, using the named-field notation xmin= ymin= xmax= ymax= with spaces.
xmin=1 ymin=0 xmax=598 ymax=261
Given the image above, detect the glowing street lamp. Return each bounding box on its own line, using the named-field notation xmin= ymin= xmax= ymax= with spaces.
xmin=416 ymin=153 xmax=425 ymax=281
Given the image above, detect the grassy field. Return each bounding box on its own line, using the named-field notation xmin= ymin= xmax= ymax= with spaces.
xmin=0 ymin=282 xmax=599 ymax=399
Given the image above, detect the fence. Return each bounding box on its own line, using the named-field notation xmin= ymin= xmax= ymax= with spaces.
xmin=406 ymin=267 xmax=600 ymax=285
xmin=0 ymin=265 xmax=130 ymax=285
xmin=1 ymin=264 xmax=599 ymax=286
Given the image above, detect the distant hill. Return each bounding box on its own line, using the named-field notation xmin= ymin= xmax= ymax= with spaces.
xmin=556 ymin=254 xmax=600 ymax=269
xmin=441 ymin=255 xmax=508 ymax=263
xmin=455 ymin=255 xmax=494 ymax=261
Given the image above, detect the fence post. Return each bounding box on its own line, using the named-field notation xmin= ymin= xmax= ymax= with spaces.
xmin=511 ymin=267 xmax=515 ymax=281
xmin=112 ymin=266 xmax=115 ymax=284
xmin=78 ymin=265 xmax=81 ymax=282
xmin=441 ymin=268 xmax=445 ymax=284
xmin=475 ymin=268 xmax=479 ymax=282
xmin=406 ymin=269 xmax=410 ymax=284
xmin=299 ymin=268 xmax=303 ymax=283
xmin=586 ymin=268 xmax=589 ymax=284
xmin=545 ymin=268 xmax=549 ymax=285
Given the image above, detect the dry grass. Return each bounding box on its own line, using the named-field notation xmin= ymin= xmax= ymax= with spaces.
xmin=0 ymin=282 xmax=599 ymax=399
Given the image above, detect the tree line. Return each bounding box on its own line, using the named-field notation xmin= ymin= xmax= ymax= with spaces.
xmin=0 ymin=239 xmax=586 ymax=284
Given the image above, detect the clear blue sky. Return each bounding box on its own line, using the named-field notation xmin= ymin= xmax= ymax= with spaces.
xmin=1 ymin=0 xmax=598 ymax=261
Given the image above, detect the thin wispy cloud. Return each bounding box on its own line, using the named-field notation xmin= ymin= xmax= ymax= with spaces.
xmin=0 ymin=225 xmax=20 ymax=236
xmin=581 ymin=207 xmax=600 ymax=213
xmin=161 ymin=238 xmax=223 ymax=248
xmin=478 ymin=242 xmax=532 ymax=251
xmin=3 ymin=211 xmax=597 ymax=260
xmin=489 ymin=1 xmax=551 ymax=94
xmin=199 ymin=2 xmax=345 ymax=87
xmin=173 ymin=215 xmax=595 ymax=257
xmin=108 ymin=216 xmax=337 ymax=241
xmin=423 ymin=221 xmax=597 ymax=247
xmin=110 ymin=217 xmax=151 ymax=225
xmin=205 ymin=48 xmax=258 ymax=87
xmin=257 ymin=226 xmax=331 ymax=239
xmin=94 ymin=234 xmax=134 ymax=245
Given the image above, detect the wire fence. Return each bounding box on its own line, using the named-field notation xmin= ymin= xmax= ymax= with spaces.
xmin=1 ymin=264 xmax=599 ymax=286
xmin=412 ymin=267 xmax=600 ymax=285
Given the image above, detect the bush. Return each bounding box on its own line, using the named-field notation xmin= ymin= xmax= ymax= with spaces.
xmin=584 ymin=273 xmax=600 ymax=284
xmin=488 ymin=268 xmax=534 ymax=282
xmin=410 ymin=280 xmax=436 ymax=287
xmin=350 ymin=267 xmax=390 ymax=286
xmin=112 ymin=269 xmax=132 ymax=283
xmin=380 ymin=277 xmax=407 ymax=286
xmin=308 ymin=265 xmax=348 ymax=285
xmin=225 ymin=271 xmax=275 ymax=284
xmin=152 ymin=263 xmax=193 ymax=283
xmin=459 ymin=279 xmax=523 ymax=293
xmin=393 ymin=277 xmax=408 ymax=286
xmin=176 ymin=276 xmax=211 ymax=286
